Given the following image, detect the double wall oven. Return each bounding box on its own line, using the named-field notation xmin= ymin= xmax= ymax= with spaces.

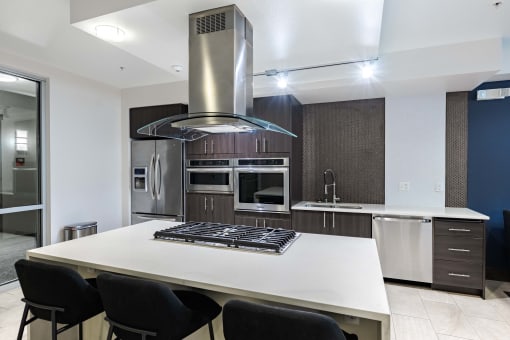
xmin=186 ymin=159 xmax=234 ymax=193
xmin=234 ymin=158 xmax=289 ymax=213
xmin=186 ymin=157 xmax=290 ymax=214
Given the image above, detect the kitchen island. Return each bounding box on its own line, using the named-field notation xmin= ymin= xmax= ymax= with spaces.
xmin=26 ymin=220 xmax=390 ymax=340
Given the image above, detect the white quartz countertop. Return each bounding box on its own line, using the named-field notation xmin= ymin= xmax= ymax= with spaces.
xmin=27 ymin=220 xmax=390 ymax=322
xmin=292 ymin=201 xmax=489 ymax=220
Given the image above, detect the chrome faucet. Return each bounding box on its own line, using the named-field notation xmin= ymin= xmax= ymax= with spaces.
xmin=323 ymin=169 xmax=340 ymax=203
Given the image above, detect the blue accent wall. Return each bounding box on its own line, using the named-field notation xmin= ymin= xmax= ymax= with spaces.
xmin=468 ymin=80 xmax=510 ymax=270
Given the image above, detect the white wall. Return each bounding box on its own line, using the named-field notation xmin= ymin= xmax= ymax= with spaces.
xmin=120 ymin=81 xmax=188 ymax=225
xmin=385 ymin=94 xmax=446 ymax=207
xmin=0 ymin=49 xmax=123 ymax=244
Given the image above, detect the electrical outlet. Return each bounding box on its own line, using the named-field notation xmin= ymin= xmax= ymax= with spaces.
xmin=399 ymin=181 xmax=410 ymax=191
xmin=435 ymin=182 xmax=443 ymax=192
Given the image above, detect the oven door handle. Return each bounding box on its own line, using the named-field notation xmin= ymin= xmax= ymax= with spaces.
xmin=234 ymin=167 xmax=289 ymax=173
xmin=186 ymin=168 xmax=234 ymax=173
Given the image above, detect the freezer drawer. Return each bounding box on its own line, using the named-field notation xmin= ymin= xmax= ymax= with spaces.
xmin=372 ymin=215 xmax=433 ymax=283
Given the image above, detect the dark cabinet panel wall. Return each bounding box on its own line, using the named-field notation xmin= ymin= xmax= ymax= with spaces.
xmin=183 ymin=94 xmax=303 ymax=225
xmin=445 ymin=92 xmax=468 ymax=208
xmin=235 ymin=96 xmax=294 ymax=155
xmin=301 ymin=99 xmax=385 ymax=204
xmin=130 ymin=104 xmax=187 ymax=139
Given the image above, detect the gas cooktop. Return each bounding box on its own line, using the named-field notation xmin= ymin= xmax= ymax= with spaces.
xmin=154 ymin=222 xmax=299 ymax=254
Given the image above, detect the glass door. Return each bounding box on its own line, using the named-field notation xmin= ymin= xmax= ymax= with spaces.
xmin=0 ymin=70 xmax=42 ymax=285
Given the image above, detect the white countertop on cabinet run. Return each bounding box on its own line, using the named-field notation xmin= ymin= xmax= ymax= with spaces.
xmin=292 ymin=201 xmax=489 ymax=220
xmin=27 ymin=220 xmax=390 ymax=329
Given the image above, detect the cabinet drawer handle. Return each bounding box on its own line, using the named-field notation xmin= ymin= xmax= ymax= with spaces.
xmin=255 ymin=138 xmax=259 ymax=153
xmin=204 ymin=197 xmax=207 ymax=211
xmin=255 ymin=219 xmax=258 ymax=228
xmin=263 ymin=219 xmax=266 ymax=228
xmin=323 ymin=212 xmax=326 ymax=228
xmin=263 ymin=138 xmax=267 ymax=153
xmin=204 ymin=140 xmax=208 ymax=154
xmin=448 ymin=228 xmax=471 ymax=232
xmin=211 ymin=197 xmax=214 ymax=212
xmin=448 ymin=273 xmax=471 ymax=278
xmin=448 ymin=248 xmax=471 ymax=252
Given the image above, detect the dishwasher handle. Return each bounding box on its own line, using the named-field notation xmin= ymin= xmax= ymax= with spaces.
xmin=373 ymin=216 xmax=432 ymax=223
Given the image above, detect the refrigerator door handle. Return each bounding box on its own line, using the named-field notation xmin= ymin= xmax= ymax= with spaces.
xmin=155 ymin=154 xmax=162 ymax=200
xmin=149 ymin=153 xmax=156 ymax=200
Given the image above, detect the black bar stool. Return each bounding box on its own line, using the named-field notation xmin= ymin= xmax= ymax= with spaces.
xmin=14 ymin=259 xmax=104 ymax=340
xmin=223 ymin=299 xmax=359 ymax=340
xmin=96 ymin=272 xmax=222 ymax=340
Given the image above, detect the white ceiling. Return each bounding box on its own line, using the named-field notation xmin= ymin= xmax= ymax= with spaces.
xmin=0 ymin=0 xmax=509 ymax=104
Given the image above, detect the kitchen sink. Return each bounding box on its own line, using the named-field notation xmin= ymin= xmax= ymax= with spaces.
xmin=304 ymin=203 xmax=362 ymax=209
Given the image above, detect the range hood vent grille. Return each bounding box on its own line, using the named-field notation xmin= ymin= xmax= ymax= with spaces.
xmin=196 ymin=12 xmax=226 ymax=34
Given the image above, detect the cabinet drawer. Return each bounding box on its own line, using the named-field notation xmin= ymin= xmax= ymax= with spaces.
xmin=434 ymin=259 xmax=483 ymax=289
xmin=435 ymin=219 xmax=484 ymax=238
xmin=434 ymin=235 xmax=483 ymax=263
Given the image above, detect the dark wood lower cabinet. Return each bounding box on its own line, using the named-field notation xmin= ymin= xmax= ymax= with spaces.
xmin=292 ymin=210 xmax=371 ymax=238
xmin=432 ymin=218 xmax=486 ymax=298
xmin=186 ymin=193 xmax=234 ymax=224
xmin=234 ymin=212 xmax=291 ymax=230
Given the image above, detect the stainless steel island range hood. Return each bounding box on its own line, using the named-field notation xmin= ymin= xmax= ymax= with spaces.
xmin=137 ymin=5 xmax=296 ymax=141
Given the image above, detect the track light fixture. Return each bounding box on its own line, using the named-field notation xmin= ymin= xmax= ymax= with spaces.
xmin=256 ymin=57 xmax=379 ymax=87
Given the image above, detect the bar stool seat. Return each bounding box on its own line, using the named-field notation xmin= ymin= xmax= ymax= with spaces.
xmin=223 ymin=299 xmax=359 ymax=340
xmin=97 ymin=272 xmax=222 ymax=340
xmin=14 ymin=259 xmax=103 ymax=340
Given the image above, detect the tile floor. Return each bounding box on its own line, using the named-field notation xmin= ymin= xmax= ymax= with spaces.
xmin=1 ymin=280 xmax=510 ymax=339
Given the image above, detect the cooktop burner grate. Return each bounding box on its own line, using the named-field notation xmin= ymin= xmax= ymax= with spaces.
xmin=154 ymin=222 xmax=299 ymax=254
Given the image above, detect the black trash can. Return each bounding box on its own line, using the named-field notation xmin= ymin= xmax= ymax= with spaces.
xmin=64 ymin=221 xmax=97 ymax=241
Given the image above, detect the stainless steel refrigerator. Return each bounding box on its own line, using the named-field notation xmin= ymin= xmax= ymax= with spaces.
xmin=131 ymin=140 xmax=184 ymax=224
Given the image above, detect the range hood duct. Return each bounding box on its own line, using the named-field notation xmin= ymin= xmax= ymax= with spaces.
xmin=137 ymin=5 xmax=296 ymax=141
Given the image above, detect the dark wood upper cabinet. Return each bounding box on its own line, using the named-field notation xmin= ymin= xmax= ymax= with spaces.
xmin=186 ymin=134 xmax=236 ymax=157
xmin=235 ymin=95 xmax=301 ymax=155
xmin=129 ymin=104 xmax=187 ymax=139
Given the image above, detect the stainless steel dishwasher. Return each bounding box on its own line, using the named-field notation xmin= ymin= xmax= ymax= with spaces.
xmin=372 ymin=215 xmax=433 ymax=283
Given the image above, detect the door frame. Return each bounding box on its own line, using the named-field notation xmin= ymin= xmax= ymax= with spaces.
xmin=0 ymin=65 xmax=47 ymax=246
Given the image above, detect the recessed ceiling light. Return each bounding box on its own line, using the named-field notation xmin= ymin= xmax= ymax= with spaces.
xmin=0 ymin=74 xmax=18 ymax=82
xmin=94 ymin=25 xmax=125 ymax=42
xmin=172 ymin=65 xmax=184 ymax=73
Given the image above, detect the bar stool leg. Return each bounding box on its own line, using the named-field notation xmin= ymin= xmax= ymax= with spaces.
xmin=107 ymin=324 xmax=114 ymax=340
xmin=208 ymin=321 xmax=215 ymax=340
xmin=51 ymin=310 xmax=57 ymax=340
xmin=79 ymin=322 xmax=83 ymax=340
xmin=16 ymin=304 xmax=29 ymax=340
